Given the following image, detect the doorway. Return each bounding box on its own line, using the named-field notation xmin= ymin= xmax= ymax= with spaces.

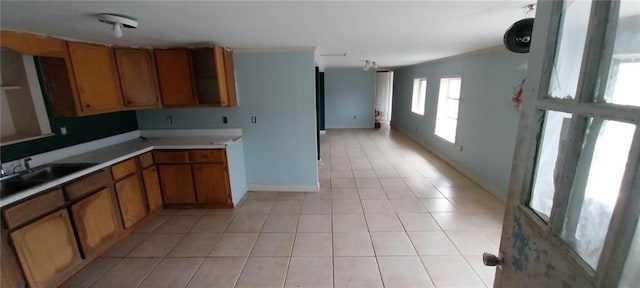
xmin=375 ymin=71 xmax=394 ymax=128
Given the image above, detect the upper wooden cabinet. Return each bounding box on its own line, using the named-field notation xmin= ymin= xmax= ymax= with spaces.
xmin=0 ymin=30 xmax=68 ymax=58
xmin=191 ymin=47 xmax=237 ymax=107
xmin=154 ymin=49 xmax=196 ymax=107
xmin=2 ymin=30 xmax=238 ymax=119
xmin=114 ymin=48 xmax=161 ymax=109
xmin=223 ymin=48 xmax=238 ymax=107
xmin=67 ymin=42 xmax=123 ymax=115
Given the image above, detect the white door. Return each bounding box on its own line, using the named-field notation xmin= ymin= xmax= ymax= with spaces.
xmin=494 ymin=0 xmax=640 ymax=287
xmin=375 ymin=71 xmax=394 ymax=124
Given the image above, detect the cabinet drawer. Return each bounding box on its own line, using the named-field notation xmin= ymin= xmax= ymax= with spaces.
xmin=64 ymin=169 xmax=112 ymax=200
xmin=154 ymin=151 xmax=189 ymax=164
xmin=111 ymin=158 xmax=137 ymax=180
xmin=139 ymin=152 xmax=154 ymax=168
xmin=189 ymin=150 xmax=225 ymax=163
xmin=3 ymin=189 xmax=65 ymax=230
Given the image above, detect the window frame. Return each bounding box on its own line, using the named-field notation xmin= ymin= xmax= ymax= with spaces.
xmin=410 ymin=78 xmax=427 ymax=116
xmin=434 ymin=76 xmax=463 ymax=144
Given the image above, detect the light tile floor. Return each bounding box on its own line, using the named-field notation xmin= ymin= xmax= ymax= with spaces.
xmin=63 ymin=128 xmax=505 ymax=288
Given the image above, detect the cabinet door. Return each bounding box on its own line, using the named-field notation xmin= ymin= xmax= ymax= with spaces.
xmin=222 ymin=48 xmax=238 ymax=107
xmin=115 ymin=175 xmax=147 ymax=228
xmin=67 ymin=42 xmax=123 ymax=114
xmin=37 ymin=57 xmax=78 ymax=117
xmin=158 ymin=165 xmax=196 ymax=204
xmin=142 ymin=166 xmax=163 ymax=211
xmin=11 ymin=210 xmax=81 ymax=288
xmin=193 ymin=164 xmax=231 ymax=205
xmin=154 ymin=49 xmax=196 ymax=106
xmin=71 ymin=188 xmax=122 ymax=256
xmin=1 ymin=229 xmax=26 ymax=288
xmin=114 ymin=48 xmax=160 ymax=108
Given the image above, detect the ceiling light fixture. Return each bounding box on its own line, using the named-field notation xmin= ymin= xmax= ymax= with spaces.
xmin=363 ymin=60 xmax=378 ymax=71
xmin=97 ymin=14 xmax=138 ymax=38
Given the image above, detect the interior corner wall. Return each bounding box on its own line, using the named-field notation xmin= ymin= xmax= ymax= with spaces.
xmin=324 ymin=68 xmax=375 ymax=128
xmin=391 ymin=48 xmax=528 ymax=198
xmin=136 ymin=51 xmax=318 ymax=189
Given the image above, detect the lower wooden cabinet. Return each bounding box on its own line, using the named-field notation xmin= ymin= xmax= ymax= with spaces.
xmin=71 ymin=188 xmax=122 ymax=256
xmin=115 ymin=174 xmax=147 ymax=228
xmin=156 ymin=149 xmax=233 ymax=208
xmin=1 ymin=229 xmax=26 ymax=288
xmin=10 ymin=210 xmax=81 ymax=288
xmin=142 ymin=166 xmax=163 ymax=211
xmin=193 ymin=164 xmax=231 ymax=205
xmin=158 ymin=164 xmax=196 ymax=204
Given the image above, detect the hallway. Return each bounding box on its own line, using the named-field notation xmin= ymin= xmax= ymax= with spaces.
xmin=63 ymin=128 xmax=505 ymax=288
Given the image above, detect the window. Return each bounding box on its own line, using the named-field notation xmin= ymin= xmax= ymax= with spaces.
xmin=434 ymin=77 xmax=462 ymax=143
xmin=411 ymin=78 xmax=427 ymax=115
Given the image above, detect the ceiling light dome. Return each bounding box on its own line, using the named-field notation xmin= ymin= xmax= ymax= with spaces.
xmin=97 ymin=13 xmax=138 ymax=38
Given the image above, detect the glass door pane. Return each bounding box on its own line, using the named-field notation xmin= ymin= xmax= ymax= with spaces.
xmin=561 ymin=119 xmax=636 ymax=268
xmin=548 ymin=0 xmax=593 ymax=100
xmin=619 ymin=220 xmax=640 ymax=287
xmin=529 ymin=110 xmax=572 ymax=219
xmin=599 ymin=0 xmax=640 ymax=106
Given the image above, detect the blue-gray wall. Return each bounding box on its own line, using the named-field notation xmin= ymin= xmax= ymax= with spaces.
xmin=137 ymin=51 xmax=318 ymax=189
xmin=392 ymin=48 xmax=527 ymax=197
xmin=324 ymin=69 xmax=375 ymax=128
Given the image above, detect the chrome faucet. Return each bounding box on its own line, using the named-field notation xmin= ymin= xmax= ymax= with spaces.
xmin=23 ymin=158 xmax=33 ymax=173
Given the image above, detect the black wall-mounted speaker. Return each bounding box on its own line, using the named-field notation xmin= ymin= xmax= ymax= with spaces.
xmin=504 ymin=18 xmax=534 ymax=53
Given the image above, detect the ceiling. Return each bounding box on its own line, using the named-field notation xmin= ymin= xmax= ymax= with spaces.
xmin=0 ymin=1 xmax=532 ymax=68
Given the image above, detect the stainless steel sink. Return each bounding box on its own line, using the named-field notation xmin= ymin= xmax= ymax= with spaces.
xmin=1 ymin=163 xmax=96 ymax=198
xmin=19 ymin=163 xmax=96 ymax=181
xmin=0 ymin=179 xmax=47 ymax=198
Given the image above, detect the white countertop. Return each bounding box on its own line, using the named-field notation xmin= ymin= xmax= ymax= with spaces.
xmin=0 ymin=135 xmax=241 ymax=208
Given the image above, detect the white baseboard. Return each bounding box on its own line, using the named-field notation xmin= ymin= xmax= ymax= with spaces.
xmin=393 ymin=126 xmax=507 ymax=202
xmin=248 ymin=184 xmax=319 ymax=193
xmin=325 ymin=126 xmax=374 ymax=129
xmin=320 ymin=130 xmax=327 ymax=135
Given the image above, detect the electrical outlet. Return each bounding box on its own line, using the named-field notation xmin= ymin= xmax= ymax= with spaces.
xmin=251 ymin=116 xmax=257 ymax=123
xmin=222 ymin=116 xmax=228 ymax=124
xmin=60 ymin=127 xmax=67 ymax=135
xmin=166 ymin=116 xmax=173 ymax=124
